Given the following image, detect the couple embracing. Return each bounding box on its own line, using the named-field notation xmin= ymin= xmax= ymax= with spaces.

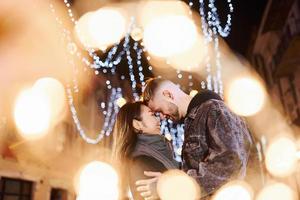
xmin=114 ymin=78 xmax=262 ymax=200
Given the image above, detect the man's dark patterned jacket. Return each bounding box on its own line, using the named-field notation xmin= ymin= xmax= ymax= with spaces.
xmin=182 ymin=93 xmax=262 ymax=199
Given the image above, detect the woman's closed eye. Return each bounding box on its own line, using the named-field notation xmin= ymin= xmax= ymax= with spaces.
xmin=148 ymin=111 xmax=155 ymax=116
xmin=154 ymin=112 xmax=160 ymax=117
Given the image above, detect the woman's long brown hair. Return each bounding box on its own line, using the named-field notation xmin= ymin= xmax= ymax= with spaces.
xmin=112 ymin=101 xmax=144 ymax=199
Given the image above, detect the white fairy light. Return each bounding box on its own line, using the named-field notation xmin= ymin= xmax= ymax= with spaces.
xmin=66 ymin=86 xmax=122 ymax=144
xmin=49 ymin=4 xmax=137 ymax=144
xmin=161 ymin=119 xmax=184 ymax=162
xmin=51 ymin=2 xmax=133 ymax=75
xmin=188 ymin=0 xmax=234 ymax=96
xmin=134 ymin=42 xmax=146 ymax=88
xmin=50 ymin=2 xmax=191 ymax=147
xmin=201 ymin=80 xmax=206 ymax=89
xmin=188 ymin=74 xmax=194 ymax=91
xmin=126 ymin=41 xmax=139 ymax=100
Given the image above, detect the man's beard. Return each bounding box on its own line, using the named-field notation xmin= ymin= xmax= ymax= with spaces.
xmin=167 ymin=102 xmax=181 ymax=123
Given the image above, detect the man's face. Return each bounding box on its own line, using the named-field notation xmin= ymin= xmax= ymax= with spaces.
xmin=148 ymin=93 xmax=181 ymax=123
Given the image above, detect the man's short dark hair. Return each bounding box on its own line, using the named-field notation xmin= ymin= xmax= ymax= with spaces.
xmin=142 ymin=78 xmax=167 ymax=104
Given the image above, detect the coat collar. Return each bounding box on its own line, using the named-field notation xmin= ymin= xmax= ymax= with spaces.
xmin=186 ymin=90 xmax=222 ymax=119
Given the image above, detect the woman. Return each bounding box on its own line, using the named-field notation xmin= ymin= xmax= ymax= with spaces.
xmin=113 ymin=101 xmax=179 ymax=200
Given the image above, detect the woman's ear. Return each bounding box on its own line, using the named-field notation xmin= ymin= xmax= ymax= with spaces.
xmin=162 ymin=90 xmax=173 ymax=100
xmin=133 ymin=119 xmax=142 ymax=132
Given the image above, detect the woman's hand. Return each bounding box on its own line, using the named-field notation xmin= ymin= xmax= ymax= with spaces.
xmin=136 ymin=171 xmax=162 ymax=200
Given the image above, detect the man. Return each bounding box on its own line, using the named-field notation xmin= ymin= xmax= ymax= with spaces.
xmin=136 ymin=78 xmax=261 ymax=199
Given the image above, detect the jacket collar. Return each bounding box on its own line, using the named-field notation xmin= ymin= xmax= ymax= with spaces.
xmin=186 ymin=90 xmax=222 ymax=119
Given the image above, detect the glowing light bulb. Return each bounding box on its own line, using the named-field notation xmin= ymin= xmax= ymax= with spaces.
xmin=189 ymin=90 xmax=198 ymax=97
xmin=14 ymin=88 xmax=51 ymax=138
xmin=143 ymin=15 xmax=197 ymax=57
xmin=89 ymin=8 xmax=126 ymax=48
xmin=33 ymin=77 xmax=66 ymax=120
xmin=157 ymin=169 xmax=200 ymax=200
xmin=256 ymin=182 xmax=296 ymax=200
xmin=226 ymin=77 xmax=265 ymax=116
xmin=265 ymin=137 xmax=297 ymax=177
xmin=75 ymin=12 xmax=97 ymax=48
xmin=76 ymin=8 xmax=126 ymax=49
xmin=213 ymin=181 xmax=253 ymax=200
xmin=77 ymin=161 xmax=119 ymax=200
xmin=116 ymin=97 xmax=126 ymax=108
xmin=131 ymin=27 xmax=143 ymax=41
xmin=165 ymin=133 xmax=172 ymax=141
xmin=167 ymin=35 xmax=206 ymax=71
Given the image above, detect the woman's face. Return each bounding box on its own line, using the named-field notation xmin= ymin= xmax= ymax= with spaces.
xmin=139 ymin=105 xmax=161 ymax=134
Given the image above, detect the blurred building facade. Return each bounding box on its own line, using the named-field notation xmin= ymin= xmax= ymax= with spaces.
xmin=0 ymin=72 xmax=119 ymax=200
xmin=251 ymin=0 xmax=300 ymax=127
xmin=0 ymin=121 xmax=77 ymax=200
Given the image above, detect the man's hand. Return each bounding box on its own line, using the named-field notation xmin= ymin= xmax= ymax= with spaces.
xmin=135 ymin=171 xmax=162 ymax=200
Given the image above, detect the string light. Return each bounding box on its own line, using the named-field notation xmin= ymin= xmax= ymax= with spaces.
xmin=47 ymin=6 xmax=300 ymax=200
xmin=66 ymin=86 xmax=122 ymax=144
xmin=161 ymin=119 xmax=184 ymax=162
xmin=134 ymin=42 xmax=146 ymax=87
xmin=50 ymin=4 xmax=136 ymax=143
xmin=189 ymin=90 xmax=198 ymax=97
xmin=50 ymin=2 xmax=206 ymax=147
xmin=188 ymin=74 xmax=194 ymax=90
xmin=52 ymin=1 xmax=133 ymax=76
xmin=199 ymin=0 xmax=233 ymax=38
xmin=188 ymin=0 xmax=234 ymax=96
xmin=125 ymin=23 xmax=139 ymax=100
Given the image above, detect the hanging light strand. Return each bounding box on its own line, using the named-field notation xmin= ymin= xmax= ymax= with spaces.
xmin=126 ymin=44 xmax=139 ymax=100
xmin=66 ymin=86 xmax=122 ymax=144
xmin=61 ymin=0 xmax=134 ymax=73
xmin=50 ymin=2 xmax=200 ymax=146
xmin=133 ymin=42 xmax=146 ymax=89
xmin=50 ymin=3 xmax=125 ymax=143
xmin=188 ymin=0 xmax=234 ymax=96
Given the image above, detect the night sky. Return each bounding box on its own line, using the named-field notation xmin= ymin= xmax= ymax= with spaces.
xmin=186 ymin=0 xmax=269 ymax=57
xmin=225 ymin=0 xmax=268 ymax=56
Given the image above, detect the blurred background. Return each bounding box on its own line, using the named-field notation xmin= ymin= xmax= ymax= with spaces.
xmin=0 ymin=0 xmax=299 ymax=199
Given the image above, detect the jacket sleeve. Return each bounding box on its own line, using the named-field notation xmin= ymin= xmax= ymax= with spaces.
xmin=129 ymin=156 xmax=166 ymax=200
xmin=188 ymin=101 xmax=251 ymax=197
